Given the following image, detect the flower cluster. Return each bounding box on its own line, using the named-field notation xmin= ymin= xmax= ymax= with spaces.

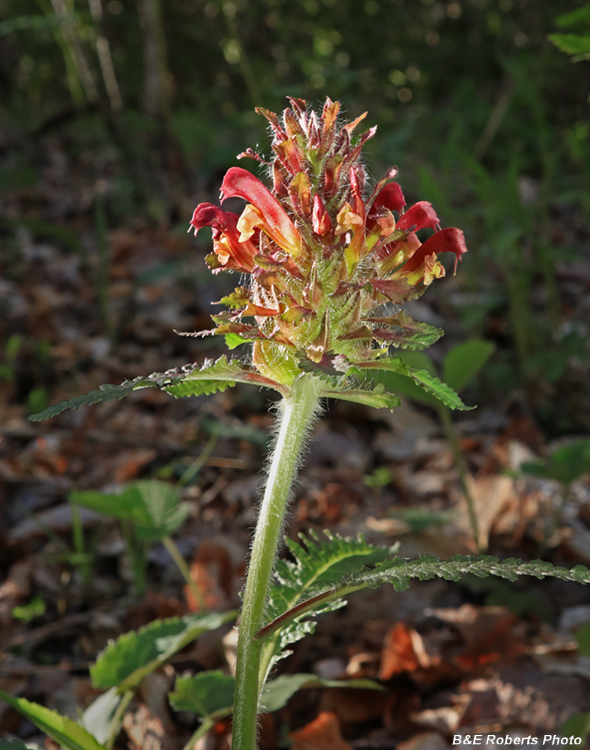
xmin=190 ymin=98 xmax=467 ymax=385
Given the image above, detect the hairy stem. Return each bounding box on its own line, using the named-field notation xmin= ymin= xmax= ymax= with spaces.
xmin=232 ymin=374 xmax=321 ymax=750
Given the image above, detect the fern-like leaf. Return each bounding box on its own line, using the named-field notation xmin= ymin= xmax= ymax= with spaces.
xmin=364 ymin=312 xmax=444 ymax=350
xmin=258 ymin=554 xmax=590 ymax=643
xmin=259 ymin=532 xmax=398 ymax=674
xmin=355 ymin=357 xmax=470 ymax=410
xmin=30 ymin=356 xmax=286 ymax=421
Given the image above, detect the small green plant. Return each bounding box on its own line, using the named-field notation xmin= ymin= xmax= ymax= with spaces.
xmin=71 ymin=480 xmax=202 ymax=605
xmin=11 ymin=595 xmax=46 ymax=623
xmin=520 ymin=439 xmax=590 ymax=551
xmin=549 ymin=6 xmax=590 ymax=63
xmin=20 ymin=100 xmax=590 ymax=750
xmin=372 ymin=338 xmax=495 ymax=550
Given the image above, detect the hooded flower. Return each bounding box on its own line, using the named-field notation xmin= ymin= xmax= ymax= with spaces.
xmin=190 ymin=98 xmax=468 ymax=384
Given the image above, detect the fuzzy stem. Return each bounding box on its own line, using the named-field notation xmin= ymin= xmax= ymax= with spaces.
xmin=232 ymin=374 xmax=321 ymax=750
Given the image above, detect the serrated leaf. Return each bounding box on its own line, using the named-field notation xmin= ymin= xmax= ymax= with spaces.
xmin=322 ymin=382 xmax=400 ymax=411
xmin=71 ymin=481 xmax=188 ymax=542
xmin=365 ymin=312 xmax=444 ymax=351
xmin=357 ymin=358 xmax=470 ymax=410
xmin=30 ymin=356 xmax=284 ymax=421
xmin=259 ymin=555 xmax=590 ymax=644
xmin=353 ymin=555 xmax=590 ymax=591
xmin=28 ymin=380 xmax=155 ymax=421
xmin=165 ymin=379 xmax=236 ymax=398
xmin=549 ymin=33 xmax=590 ymax=60
xmin=91 ymin=610 xmax=236 ymax=692
xmin=225 ymin=333 xmax=251 ymax=349
xmin=0 ymin=691 xmax=106 ymax=750
xmin=259 ymin=533 xmax=398 ymax=674
xmin=260 ymin=674 xmax=383 ymax=713
xmin=443 ymin=339 xmax=495 ymax=392
xmin=169 ymin=671 xmax=235 ymax=718
xmin=370 ymin=369 xmax=438 ymax=408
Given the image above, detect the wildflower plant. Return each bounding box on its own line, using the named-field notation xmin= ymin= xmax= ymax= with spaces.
xmin=21 ymin=99 xmax=590 ymax=750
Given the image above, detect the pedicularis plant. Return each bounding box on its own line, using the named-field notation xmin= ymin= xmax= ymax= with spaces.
xmin=25 ymin=99 xmax=590 ymax=750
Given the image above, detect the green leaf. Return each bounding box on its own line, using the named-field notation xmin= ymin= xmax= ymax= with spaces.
xmin=390 ymin=507 xmax=457 ymax=533
xmin=371 ymin=369 xmax=438 ymax=407
xmin=271 ymin=532 xmax=399 ymax=615
xmin=0 ymin=741 xmax=30 ymax=750
xmin=561 ymin=712 xmax=590 ymax=742
xmin=322 ymin=382 xmax=400 ymax=411
xmin=12 ymin=595 xmax=46 ymax=623
xmin=165 ymin=380 xmax=236 ymax=397
xmin=407 ymin=367 xmax=471 ymax=410
xmin=576 ymin=622 xmax=590 ymax=656
xmin=169 ymin=671 xmax=235 ymax=718
xmin=91 ymin=610 xmax=236 ymax=692
xmin=71 ymin=481 xmax=189 ymax=542
xmin=549 ymin=33 xmax=590 ymax=60
xmin=358 ymin=357 xmax=470 ymax=410
xmin=260 ymin=533 xmax=399 ymax=672
xmin=0 ymin=691 xmax=106 ymax=750
xmin=442 ymin=339 xmax=495 ymax=392
xmin=260 ymin=674 xmax=383 ymax=713
xmin=80 ymin=688 xmax=124 ymax=745
xmin=556 ymin=5 xmax=590 ymax=27
xmin=365 ymin=312 xmax=444 ymax=351
xmin=261 ymin=555 xmax=590 ymax=643
xmin=353 ymin=555 xmax=590 ymax=592
xmin=224 ymin=333 xmax=251 ymax=349
xmin=168 ymin=671 xmax=382 ymax=718
xmin=520 ymin=440 xmax=590 ymax=486
xmin=29 ymin=380 xmax=156 ymax=422
xmin=29 ymin=356 xmax=284 ymax=421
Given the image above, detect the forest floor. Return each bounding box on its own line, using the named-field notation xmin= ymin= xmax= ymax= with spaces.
xmin=1 ymin=127 xmax=590 ymax=750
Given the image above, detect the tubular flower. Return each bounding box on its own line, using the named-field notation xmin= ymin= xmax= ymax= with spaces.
xmin=190 ymin=97 xmax=468 ymax=385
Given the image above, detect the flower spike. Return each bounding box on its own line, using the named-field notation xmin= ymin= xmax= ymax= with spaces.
xmin=191 ymin=98 xmax=469 ymax=386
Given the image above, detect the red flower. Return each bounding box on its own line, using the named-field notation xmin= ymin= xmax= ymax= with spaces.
xmin=220 ymin=167 xmax=304 ymax=260
xmin=190 ymin=204 xmax=258 ymax=273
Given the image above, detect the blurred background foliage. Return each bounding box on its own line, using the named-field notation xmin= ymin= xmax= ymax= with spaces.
xmin=1 ymin=0 xmax=589 ymax=432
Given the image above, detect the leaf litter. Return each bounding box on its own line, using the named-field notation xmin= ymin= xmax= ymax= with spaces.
xmin=1 ymin=133 xmax=590 ymax=749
